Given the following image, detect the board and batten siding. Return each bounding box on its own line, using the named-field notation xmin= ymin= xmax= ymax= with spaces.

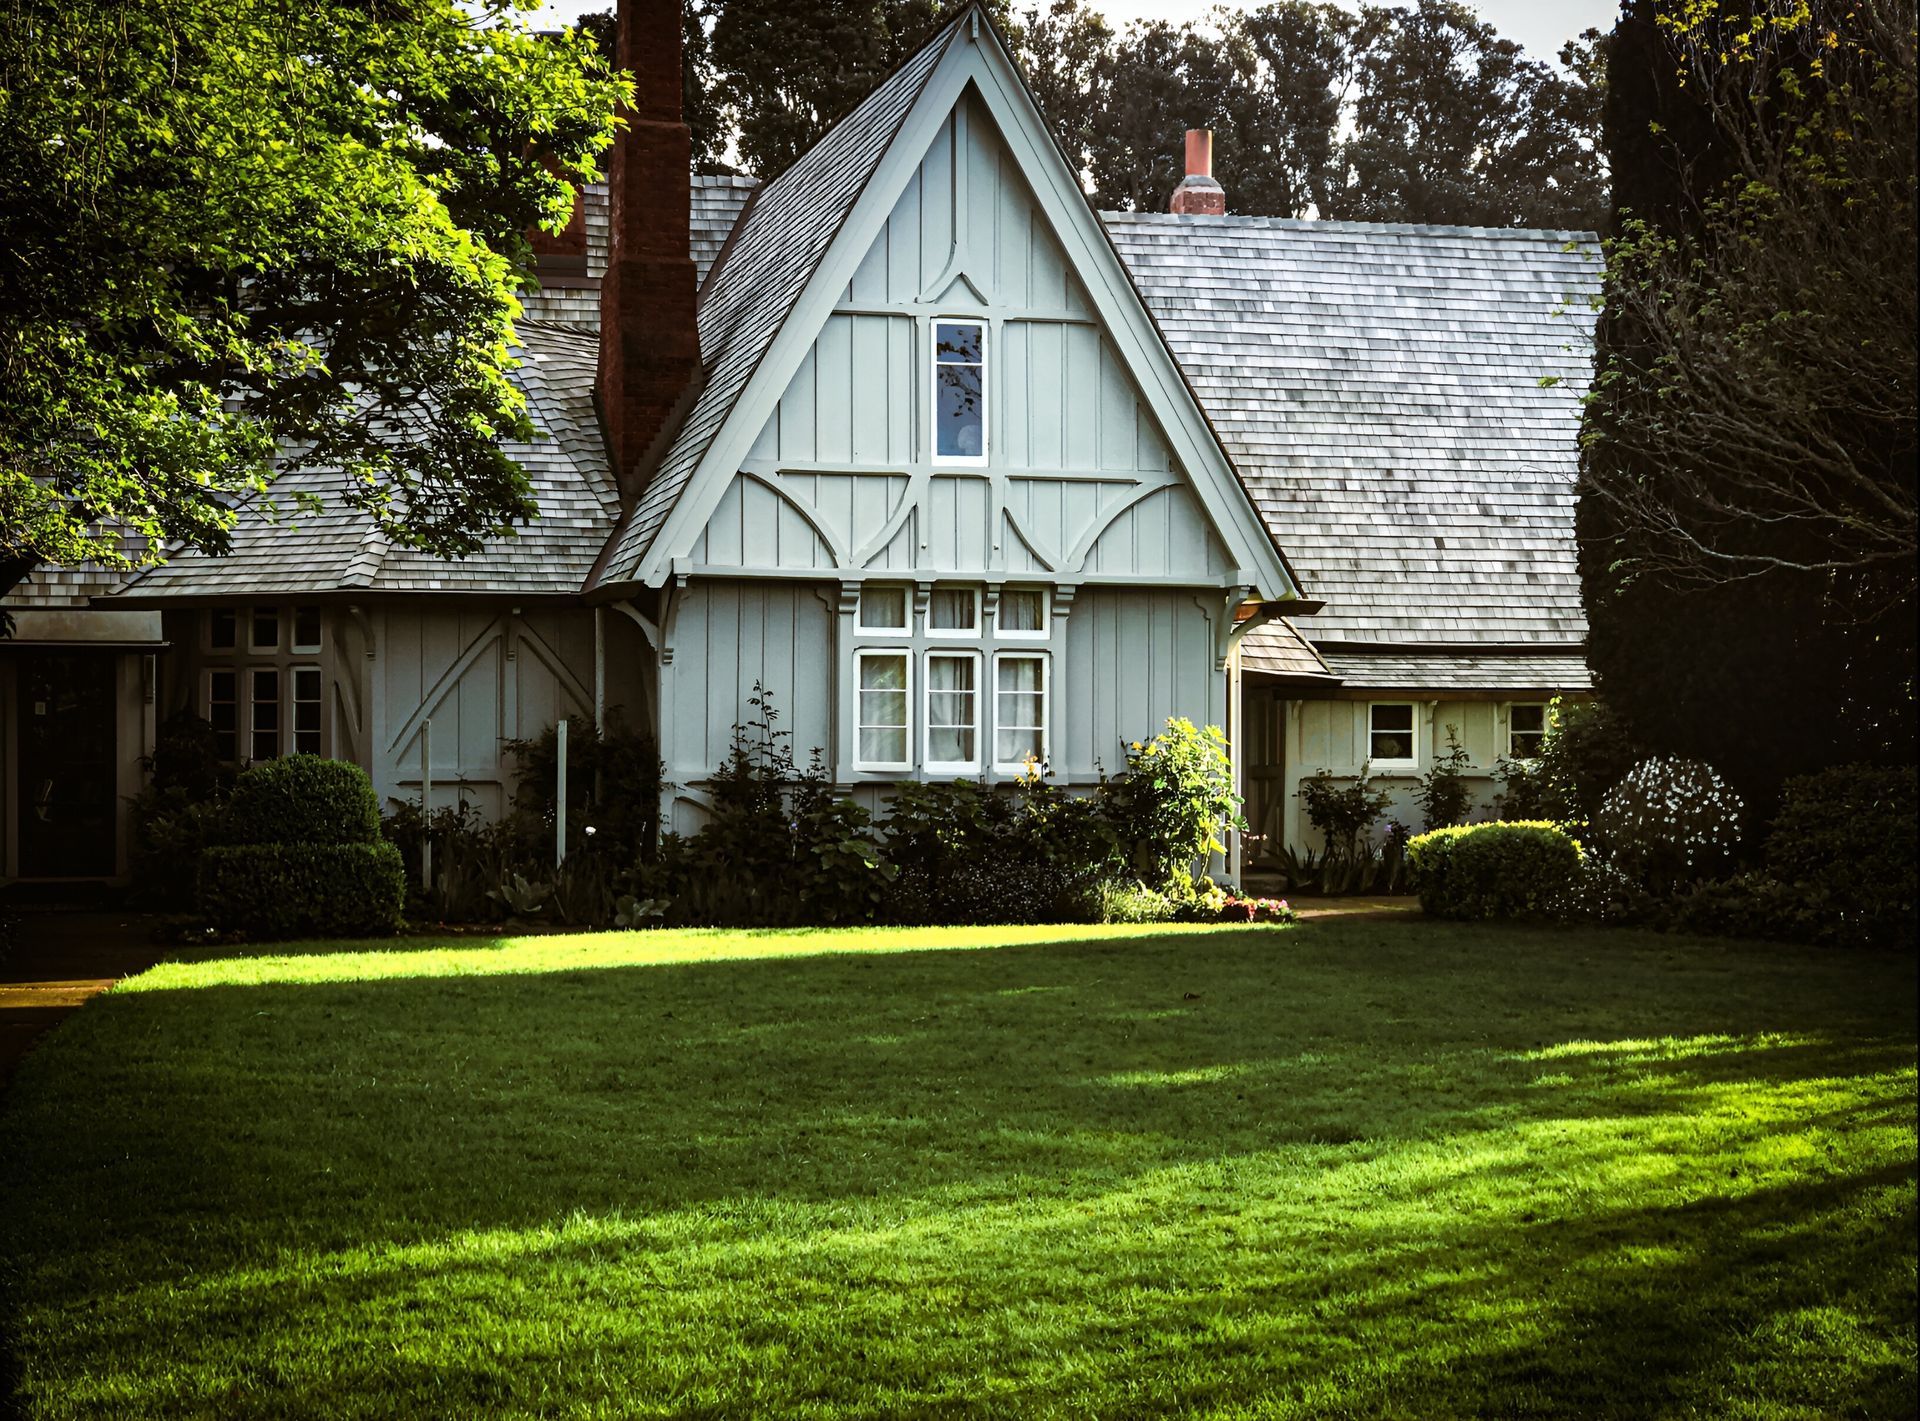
xmin=659 ymin=90 xmax=1252 ymax=828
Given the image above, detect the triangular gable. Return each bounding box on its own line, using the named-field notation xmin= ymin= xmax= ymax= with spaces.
xmin=594 ymin=4 xmax=1304 ymax=602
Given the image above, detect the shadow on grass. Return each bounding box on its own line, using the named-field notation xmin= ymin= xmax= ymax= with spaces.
xmin=1 ymin=920 xmax=1914 ymax=1418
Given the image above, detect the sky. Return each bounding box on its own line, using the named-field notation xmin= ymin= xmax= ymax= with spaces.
xmin=524 ymin=0 xmax=1622 ymax=69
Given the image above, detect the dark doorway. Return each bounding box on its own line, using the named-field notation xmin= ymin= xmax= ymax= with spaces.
xmin=15 ymin=654 xmax=118 ymax=878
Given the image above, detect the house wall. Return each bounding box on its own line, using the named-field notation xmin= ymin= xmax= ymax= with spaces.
xmin=660 ymin=91 xmax=1248 ymax=832
xmin=1241 ymin=686 xmax=1565 ymax=861
xmin=165 ymin=601 xmax=649 ymax=823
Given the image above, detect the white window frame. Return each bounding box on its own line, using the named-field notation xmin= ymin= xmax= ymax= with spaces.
xmin=855 ymin=583 xmax=911 ymax=634
xmin=925 ymin=583 xmax=981 ymax=640
xmin=994 ymin=585 xmax=1050 ymax=641
xmin=922 ymin=649 xmax=983 ymax=776
xmin=1367 ymin=701 xmax=1419 ymax=770
xmin=992 ymin=651 xmax=1050 ymax=773
xmin=1507 ymin=702 xmax=1548 ymax=761
xmin=291 ymin=665 xmax=324 ymax=756
xmin=249 ymin=606 xmax=280 ymax=653
xmin=207 ymin=608 xmax=238 ymax=652
xmin=249 ymin=666 xmax=282 ymax=762
xmin=853 ymin=649 xmax=913 ymax=773
xmin=930 ymin=319 xmax=988 ymax=467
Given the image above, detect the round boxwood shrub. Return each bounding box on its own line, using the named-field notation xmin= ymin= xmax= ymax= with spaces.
xmin=198 ymin=842 xmax=406 ymax=939
xmin=1407 ymin=821 xmax=1585 ymax=920
xmin=222 ymin=755 xmax=381 ymax=847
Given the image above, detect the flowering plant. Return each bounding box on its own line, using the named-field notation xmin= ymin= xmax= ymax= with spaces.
xmin=1593 ymin=756 xmax=1745 ymax=893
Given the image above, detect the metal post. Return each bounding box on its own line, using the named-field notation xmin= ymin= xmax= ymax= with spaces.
xmin=420 ymin=718 xmax=433 ymax=891
xmin=554 ymin=717 xmax=569 ymax=868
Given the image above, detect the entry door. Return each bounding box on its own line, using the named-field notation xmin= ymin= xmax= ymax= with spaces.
xmin=16 ymin=653 xmax=118 ymax=878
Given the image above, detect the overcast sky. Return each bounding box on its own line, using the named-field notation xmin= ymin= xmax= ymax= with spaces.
xmin=525 ymin=1 xmax=1623 ymax=70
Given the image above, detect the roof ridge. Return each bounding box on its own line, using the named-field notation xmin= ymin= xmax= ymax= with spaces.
xmin=1100 ymin=211 xmax=1600 ymax=243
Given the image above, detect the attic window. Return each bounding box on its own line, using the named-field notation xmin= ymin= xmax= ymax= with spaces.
xmin=932 ymin=320 xmax=986 ymax=464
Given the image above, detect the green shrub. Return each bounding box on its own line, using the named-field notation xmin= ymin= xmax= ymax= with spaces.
xmin=1408 ymin=821 xmax=1584 ymax=920
xmin=197 ymin=842 xmax=406 ymax=938
xmin=1098 ymin=881 xmax=1176 ymax=924
xmin=1765 ymin=764 xmax=1916 ymax=947
xmin=1496 ymin=697 xmax=1649 ymax=830
xmin=507 ymin=714 xmax=661 ymax=866
xmin=222 ymin=755 xmax=380 ymax=846
xmin=1665 ymin=873 xmax=1826 ymax=944
xmin=1103 ymin=718 xmax=1242 ymax=886
xmin=1415 ymin=725 xmax=1474 ymax=830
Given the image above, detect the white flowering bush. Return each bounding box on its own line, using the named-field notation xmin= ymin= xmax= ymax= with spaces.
xmin=1593 ymin=756 xmax=1745 ymax=891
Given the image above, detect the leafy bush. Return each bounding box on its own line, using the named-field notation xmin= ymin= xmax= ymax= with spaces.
xmin=1765 ymin=763 xmax=1916 ymax=947
xmin=507 ymin=714 xmax=661 ymax=867
xmin=1495 ymin=697 xmax=1648 ymax=830
xmin=1407 ymin=821 xmax=1584 ymax=920
xmin=1664 ymin=873 xmax=1826 ymax=944
xmin=128 ymin=713 xmax=235 ymax=909
xmin=1415 ymin=725 xmax=1474 ymax=830
xmin=222 ymin=755 xmax=380 ymax=846
xmin=382 ymin=799 xmax=520 ymax=924
xmin=1103 ymin=718 xmax=1242 ymax=885
xmin=1297 ymin=768 xmax=1394 ymax=864
xmin=197 ymin=842 xmax=406 ymax=938
xmin=1098 ymin=881 xmax=1176 ymax=924
xmin=1593 ymin=757 xmax=1745 ymax=892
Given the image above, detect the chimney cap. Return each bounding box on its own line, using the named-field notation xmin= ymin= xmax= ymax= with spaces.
xmin=1170 ymin=128 xmax=1226 ymax=216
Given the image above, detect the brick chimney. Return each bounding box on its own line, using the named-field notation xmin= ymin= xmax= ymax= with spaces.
xmin=1169 ymin=129 xmax=1226 ymax=216
xmin=599 ymin=0 xmax=700 ymax=504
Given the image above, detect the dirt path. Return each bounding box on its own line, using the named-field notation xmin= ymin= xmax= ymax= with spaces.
xmin=0 ymin=911 xmax=164 ymax=1094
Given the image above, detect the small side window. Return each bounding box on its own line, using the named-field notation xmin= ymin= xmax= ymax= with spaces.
xmin=1368 ymin=703 xmax=1416 ymax=767
xmin=250 ymin=606 xmax=280 ymax=653
xmin=292 ymin=606 xmax=323 ymax=653
xmin=857 ymin=585 xmax=909 ymax=634
xmin=926 ymin=585 xmax=980 ymax=637
xmin=249 ymin=668 xmax=281 ymax=761
xmin=996 ymin=586 xmax=1048 ymax=638
xmin=1509 ymin=703 xmax=1547 ymax=759
xmin=207 ymin=670 xmax=238 ymax=761
xmin=292 ymin=667 xmax=323 ymax=756
xmin=209 ymin=609 xmax=237 ymax=652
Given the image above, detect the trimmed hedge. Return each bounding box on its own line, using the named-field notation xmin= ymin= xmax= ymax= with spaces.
xmin=222 ymin=755 xmax=380 ymax=847
xmin=1765 ymin=764 xmax=1916 ymax=946
xmin=198 ymin=842 xmax=406 ymax=939
xmin=1407 ymin=821 xmax=1584 ymax=920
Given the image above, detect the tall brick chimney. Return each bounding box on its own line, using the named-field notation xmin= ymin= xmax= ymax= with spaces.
xmin=1169 ymin=129 xmax=1226 ymax=216
xmin=599 ymin=0 xmax=700 ymax=504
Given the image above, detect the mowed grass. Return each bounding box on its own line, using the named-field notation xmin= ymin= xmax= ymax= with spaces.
xmin=1 ymin=918 xmax=1913 ymax=1419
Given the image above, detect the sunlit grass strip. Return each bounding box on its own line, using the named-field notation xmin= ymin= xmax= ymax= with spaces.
xmin=120 ymin=921 xmax=1282 ymax=992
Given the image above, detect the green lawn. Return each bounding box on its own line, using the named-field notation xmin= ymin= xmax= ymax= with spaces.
xmin=1 ymin=919 xmax=1913 ymax=1419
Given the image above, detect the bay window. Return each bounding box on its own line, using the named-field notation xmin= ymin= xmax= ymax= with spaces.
xmin=994 ymin=654 xmax=1047 ymax=770
xmin=856 ymin=651 xmax=911 ymax=770
xmin=924 ymin=652 xmax=980 ymax=773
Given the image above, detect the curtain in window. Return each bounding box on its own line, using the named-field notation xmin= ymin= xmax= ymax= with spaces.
xmin=996 ymin=657 xmax=1044 ymax=765
xmin=858 ymin=655 xmax=909 ymax=764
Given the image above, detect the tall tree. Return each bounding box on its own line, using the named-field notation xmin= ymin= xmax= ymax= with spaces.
xmin=0 ymin=0 xmax=622 ymax=599
xmin=1010 ymin=0 xmax=1115 ymax=181
xmin=1577 ymin=0 xmax=1917 ymax=801
xmin=1330 ymin=0 xmax=1606 ymax=228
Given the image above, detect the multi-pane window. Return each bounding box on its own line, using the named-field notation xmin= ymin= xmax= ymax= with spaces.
xmin=994 ymin=654 xmax=1046 ymax=769
xmin=208 ymin=670 xmax=238 ymax=762
xmin=1508 ymin=703 xmax=1547 ymax=759
xmin=249 ymin=669 xmax=281 ymax=762
xmin=924 ymin=652 xmax=980 ymax=771
xmin=204 ymin=605 xmax=324 ymax=761
xmin=292 ymin=667 xmax=323 ymax=755
xmin=856 ymin=651 xmax=911 ymax=770
xmin=932 ymin=320 xmax=986 ymax=463
xmin=1369 ymin=703 xmax=1417 ymax=767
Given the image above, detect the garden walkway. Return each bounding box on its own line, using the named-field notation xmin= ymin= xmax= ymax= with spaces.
xmin=0 ymin=911 xmax=162 ymax=1093
xmin=1259 ymin=893 xmax=1422 ymax=922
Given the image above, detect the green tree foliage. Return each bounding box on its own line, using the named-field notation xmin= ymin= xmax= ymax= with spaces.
xmin=1577 ymin=0 xmax=1917 ymax=805
xmin=0 ymin=0 xmax=623 ymax=595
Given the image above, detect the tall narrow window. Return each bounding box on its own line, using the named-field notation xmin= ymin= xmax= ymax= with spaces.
xmin=292 ymin=667 xmax=323 ymax=756
xmin=925 ymin=652 xmax=980 ymax=772
xmin=856 ymin=652 xmax=910 ymax=770
xmin=208 ymin=670 xmax=238 ymax=761
xmin=1508 ymin=703 xmax=1547 ymax=759
xmin=250 ymin=668 xmax=281 ymax=761
xmin=1368 ymin=703 xmax=1416 ymax=767
xmin=932 ymin=320 xmax=986 ymax=463
xmin=994 ymin=654 xmax=1047 ymax=769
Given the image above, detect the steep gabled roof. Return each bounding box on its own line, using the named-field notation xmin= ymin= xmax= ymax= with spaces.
xmin=594 ymin=20 xmax=960 ymax=586
xmin=112 ymin=322 xmax=617 ymax=601
xmin=1104 ymin=213 xmax=1599 ymax=648
xmin=595 ymin=5 xmax=1303 ymax=600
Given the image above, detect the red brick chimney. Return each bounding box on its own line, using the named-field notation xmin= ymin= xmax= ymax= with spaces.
xmin=599 ymin=0 xmax=700 ymax=504
xmin=1169 ymin=129 xmax=1226 ymax=216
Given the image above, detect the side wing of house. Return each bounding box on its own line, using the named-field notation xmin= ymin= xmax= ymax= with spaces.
xmin=592 ymin=14 xmax=1309 ymax=827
